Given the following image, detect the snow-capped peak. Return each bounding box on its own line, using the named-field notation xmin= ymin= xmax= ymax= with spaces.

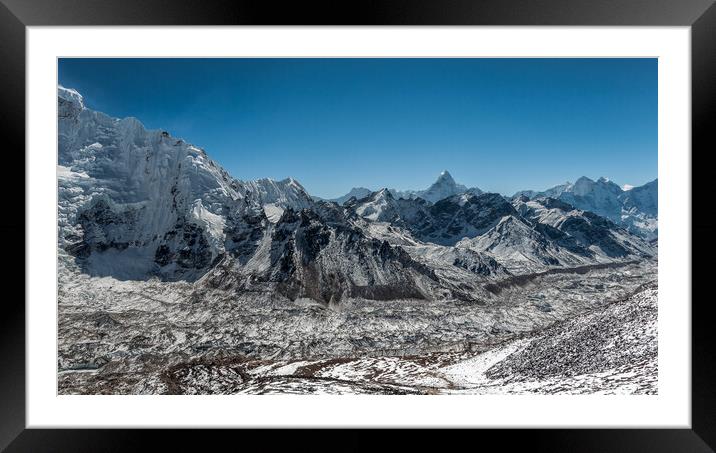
xmin=282 ymin=177 xmax=306 ymax=191
xmin=57 ymin=86 xmax=318 ymax=279
xmin=415 ymin=170 xmax=471 ymax=203
xmin=349 ymin=188 xmax=399 ymax=221
xmin=435 ymin=170 xmax=456 ymax=184
xmin=58 ymin=85 xmax=85 ymax=108
xmin=374 ymin=187 xmax=394 ymax=199
xmin=438 ymin=170 xmax=454 ymax=181
xmin=244 ymin=177 xmax=314 ymax=209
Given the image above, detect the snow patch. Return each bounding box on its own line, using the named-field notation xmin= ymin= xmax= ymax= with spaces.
xmin=263 ymin=203 xmax=285 ymax=223
xmin=57 ymin=165 xmax=90 ymax=180
xmin=189 ymin=199 xmax=226 ymax=250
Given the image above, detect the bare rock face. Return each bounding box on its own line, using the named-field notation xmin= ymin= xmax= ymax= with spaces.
xmin=199 ymin=206 xmax=441 ymax=303
xmin=409 ymin=193 xmax=517 ymax=245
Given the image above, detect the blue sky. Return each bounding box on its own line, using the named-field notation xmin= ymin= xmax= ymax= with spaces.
xmin=58 ymin=58 xmax=657 ymax=198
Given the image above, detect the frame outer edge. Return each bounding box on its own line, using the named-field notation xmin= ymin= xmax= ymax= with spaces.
xmin=3 ymin=0 xmax=715 ymax=450
xmin=691 ymin=1 xmax=716 ymax=451
xmin=0 ymin=1 xmax=26 ymax=452
xmin=0 ymin=0 xmax=715 ymax=25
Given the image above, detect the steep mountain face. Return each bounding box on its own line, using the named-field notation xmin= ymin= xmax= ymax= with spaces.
xmin=243 ymin=178 xmax=314 ymax=211
xmin=59 ymin=86 xmax=247 ymax=279
xmin=621 ymin=179 xmax=657 ymax=216
xmin=457 ymin=215 xmax=578 ymax=271
xmin=410 ymin=193 xmax=517 ymax=246
xmin=200 ymin=204 xmax=445 ymax=303
xmin=512 ymin=177 xmax=658 ymax=239
xmin=331 ymin=170 xmax=482 ymax=205
xmin=617 ymin=179 xmax=658 ymax=238
xmin=57 ymin=87 xmax=481 ymax=302
xmin=559 ymin=177 xmax=625 ymax=221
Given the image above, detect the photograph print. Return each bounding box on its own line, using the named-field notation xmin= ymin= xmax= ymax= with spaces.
xmin=57 ymin=58 xmax=658 ymax=395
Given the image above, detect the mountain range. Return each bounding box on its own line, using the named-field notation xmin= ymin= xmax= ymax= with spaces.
xmin=326 ymin=170 xmax=483 ymax=205
xmin=58 ymin=86 xmax=657 ymax=304
xmin=331 ymin=172 xmax=657 ymax=240
xmin=512 ymin=176 xmax=657 ymax=239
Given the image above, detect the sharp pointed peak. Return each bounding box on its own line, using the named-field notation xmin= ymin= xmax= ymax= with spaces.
xmin=437 ymin=170 xmax=455 ymax=181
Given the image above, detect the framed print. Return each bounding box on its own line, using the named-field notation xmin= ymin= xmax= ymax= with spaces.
xmin=3 ymin=0 xmax=716 ymax=451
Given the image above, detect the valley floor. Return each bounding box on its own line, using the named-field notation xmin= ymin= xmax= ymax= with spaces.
xmin=57 ymin=256 xmax=657 ymax=395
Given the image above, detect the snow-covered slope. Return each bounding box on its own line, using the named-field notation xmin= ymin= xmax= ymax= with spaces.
xmin=618 ymin=179 xmax=658 ymax=238
xmin=348 ymin=189 xmax=400 ymax=222
xmin=559 ymin=176 xmax=625 ymax=220
xmin=345 ymin=188 xmax=429 ymax=224
xmin=621 ymin=179 xmax=657 ymax=215
xmin=493 ymin=196 xmax=654 ymax=271
xmin=59 ymin=86 xmax=316 ymax=281
xmin=513 ymin=176 xmax=658 ymax=239
xmin=59 ymin=86 xmax=241 ymax=279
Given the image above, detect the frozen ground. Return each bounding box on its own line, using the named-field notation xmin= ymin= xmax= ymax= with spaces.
xmin=58 ymin=252 xmax=657 ymax=395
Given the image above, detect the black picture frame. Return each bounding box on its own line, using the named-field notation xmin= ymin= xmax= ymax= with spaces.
xmin=2 ymin=0 xmax=714 ymax=451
